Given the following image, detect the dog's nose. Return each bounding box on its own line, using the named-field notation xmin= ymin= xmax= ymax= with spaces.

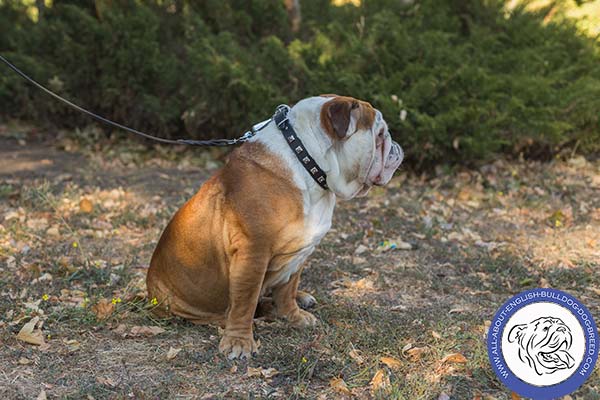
xmin=389 ymin=141 xmax=404 ymax=165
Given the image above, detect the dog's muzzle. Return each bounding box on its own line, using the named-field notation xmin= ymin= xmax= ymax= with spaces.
xmin=371 ymin=139 xmax=403 ymax=186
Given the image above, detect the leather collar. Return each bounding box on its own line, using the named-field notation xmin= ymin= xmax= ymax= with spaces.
xmin=274 ymin=105 xmax=329 ymax=190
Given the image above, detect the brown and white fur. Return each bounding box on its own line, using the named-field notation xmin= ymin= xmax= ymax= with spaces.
xmin=146 ymin=95 xmax=403 ymax=359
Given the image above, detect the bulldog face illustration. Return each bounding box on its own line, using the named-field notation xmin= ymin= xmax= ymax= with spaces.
xmin=508 ymin=317 xmax=575 ymax=376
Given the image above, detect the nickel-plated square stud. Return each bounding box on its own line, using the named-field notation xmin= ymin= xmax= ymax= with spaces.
xmin=302 ymin=156 xmax=310 ymax=164
xmin=317 ymin=176 xmax=325 ymax=183
xmin=287 ymin=135 xmax=295 ymax=143
xmin=310 ymin=167 xmax=318 ymax=174
xmin=295 ymin=146 xmax=303 ymax=154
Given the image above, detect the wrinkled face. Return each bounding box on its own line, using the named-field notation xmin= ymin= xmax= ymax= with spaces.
xmin=319 ymin=95 xmax=403 ymax=199
xmin=508 ymin=317 xmax=575 ymax=375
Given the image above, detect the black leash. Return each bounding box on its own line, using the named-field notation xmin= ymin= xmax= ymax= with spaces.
xmin=1 ymin=54 xmax=330 ymax=190
xmin=0 ymin=54 xmax=264 ymax=146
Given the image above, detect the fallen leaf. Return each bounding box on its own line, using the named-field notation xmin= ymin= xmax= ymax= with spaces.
xmin=129 ymin=326 xmax=165 ymax=337
xmin=63 ymin=339 xmax=81 ymax=352
xmin=247 ymin=367 xmax=263 ymax=378
xmin=91 ymin=298 xmax=114 ymax=320
xmin=39 ymin=342 xmax=51 ymax=352
xmin=31 ymin=273 xmax=52 ymax=284
xmin=354 ymin=244 xmax=368 ymax=255
xmin=26 ymin=218 xmax=48 ymax=231
xmin=16 ymin=317 xmax=45 ymax=346
xmin=64 ymin=339 xmax=81 ymax=352
xmin=260 ymin=367 xmax=279 ymax=378
xmin=396 ymin=240 xmax=413 ymax=250
xmin=330 ymin=377 xmax=351 ymax=395
xmin=380 ymin=356 xmax=402 ymax=370
xmin=511 ymin=392 xmax=521 ymax=400
xmin=59 ymin=289 xmax=86 ymax=307
xmin=349 ymin=349 xmax=365 ymax=364
xmin=113 ymin=324 xmax=128 ymax=336
xmin=370 ymin=369 xmax=390 ymax=394
xmin=475 ymin=240 xmax=502 ymax=251
xmin=402 ymin=344 xmax=428 ymax=361
xmin=352 ymin=256 xmax=366 ymax=265
xmin=332 ymin=320 xmax=353 ymax=329
xmin=406 ymin=347 xmax=427 ymax=361
xmin=36 ymin=389 xmax=47 ymax=400
xmin=4 ymin=210 xmax=21 ymax=221
xmin=23 ymin=299 xmax=42 ymax=313
xmin=79 ymin=198 xmax=94 ymax=213
xmin=46 ymin=225 xmax=60 ymax=237
xmin=166 ymin=347 xmax=182 ymax=360
xmin=431 ymin=330 xmax=442 ymax=339
xmin=567 ymin=156 xmax=587 ymax=168
xmin=18 ymin=357 xmax=32 ymax=365
xmin=247 ymin=366 xmax=279 ymax=379
xmin=441 ymin=353 xmax=468 ymax=364
xmin=587 ymin=287 xmax=600 ymax=296
xmin=347 ymin=278 xmax=374 ymax=290
xmin=97 ymin=376 xmax=117 ymax=387
xmin=447 ymin=232 xmax=464 ymax=242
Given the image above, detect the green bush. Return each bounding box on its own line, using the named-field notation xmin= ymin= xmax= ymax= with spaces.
xmin=1 ymin=0 xmax=599 ymax=167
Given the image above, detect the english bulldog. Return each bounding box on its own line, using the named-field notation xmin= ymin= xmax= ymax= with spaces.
xmin=147 ymin=95 xmax=403 ymax=359
xmin=508 ymin=317 xmax=575 ymax=375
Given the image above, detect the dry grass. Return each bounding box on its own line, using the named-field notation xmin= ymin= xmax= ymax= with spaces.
xmin=1 ymin=124 xmax=599 ymax=399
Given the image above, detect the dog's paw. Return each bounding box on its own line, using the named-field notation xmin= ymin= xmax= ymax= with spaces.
xmin=288 ymin=309 xmax=318 ymax=328
xmin=297 ymin=291 xmax=317 ymax=309
xmin=219 ymin=334 xmax=259 ymax=360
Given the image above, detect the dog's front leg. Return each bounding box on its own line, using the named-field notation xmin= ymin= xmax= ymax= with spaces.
xmin=219 ymin=251 xmax=268 ymax=360
xmin=272 ymin=268 xmax=318 ymax=327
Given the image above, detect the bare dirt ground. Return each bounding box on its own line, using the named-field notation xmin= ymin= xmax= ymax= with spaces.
xmin=1 ymin=123 xmax=599 ymax=399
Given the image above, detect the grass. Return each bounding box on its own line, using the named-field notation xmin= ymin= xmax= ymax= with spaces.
xmin=1 ymin=125 xmax=600 ymax=399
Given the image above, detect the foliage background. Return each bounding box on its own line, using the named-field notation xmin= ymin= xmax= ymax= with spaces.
xmin=1 ymin=0 xmax=599 ymax=167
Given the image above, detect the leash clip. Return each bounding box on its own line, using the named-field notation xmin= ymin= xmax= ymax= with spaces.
xmin=235 ymin=130 xmax=255 ymax=143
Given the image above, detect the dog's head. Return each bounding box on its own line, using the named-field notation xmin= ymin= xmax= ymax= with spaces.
xmin=508 ymin=317 xmax=575 ymax=375
xmin=291 ymin=95 xmax=403 ymax=199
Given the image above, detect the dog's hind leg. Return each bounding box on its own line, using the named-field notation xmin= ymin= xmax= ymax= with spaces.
xmin=297 ymin=290 xmax=317 ymax=309
xmin=272 ymin=270 xmax=318 ymax=327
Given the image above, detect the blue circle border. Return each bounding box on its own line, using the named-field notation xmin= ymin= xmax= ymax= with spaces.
xmin=487 ymin=288 xmax=598 ymax=399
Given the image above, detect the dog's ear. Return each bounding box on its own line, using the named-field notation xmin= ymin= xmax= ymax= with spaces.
xmin=322 ymin=97 xmax=360 ymax=139
xmin=508 ymin=324 xmax=527 ymax=343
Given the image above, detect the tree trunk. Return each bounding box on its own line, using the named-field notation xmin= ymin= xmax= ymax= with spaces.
xmin=284 ymin=0 xmax=301 ymax=33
